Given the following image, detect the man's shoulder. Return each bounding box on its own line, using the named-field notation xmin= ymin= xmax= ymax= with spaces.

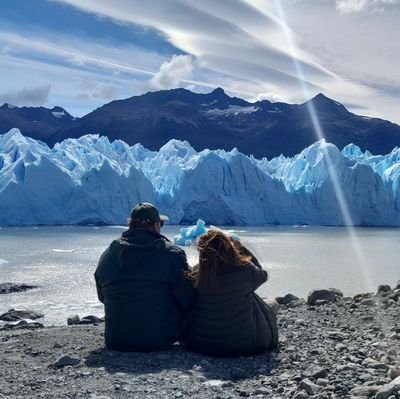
xmin=163 ymin=240 xmax=186 ymax=257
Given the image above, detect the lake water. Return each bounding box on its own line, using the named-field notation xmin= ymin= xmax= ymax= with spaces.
xmin=0 ymin=225 xmax=399 ymax=326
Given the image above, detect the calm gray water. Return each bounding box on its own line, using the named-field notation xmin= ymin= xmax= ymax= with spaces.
xmin=0 ymin=225 xmax=399 ymax=326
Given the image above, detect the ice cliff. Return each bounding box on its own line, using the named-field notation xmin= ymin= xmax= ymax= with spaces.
xmin=0 ymin=128 xmax=399 ymax=226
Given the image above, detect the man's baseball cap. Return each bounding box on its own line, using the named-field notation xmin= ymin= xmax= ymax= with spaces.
xmin=129 ymin=202 xmax=169 ymax=224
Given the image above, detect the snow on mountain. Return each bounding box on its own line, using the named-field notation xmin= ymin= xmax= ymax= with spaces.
xmin=203 ymin=105 xmax=260 ymax=117
xmin=0 ymin=128 xmax=399 ymax=226
xmin=51 ymin=111 xmax=65 ymax=119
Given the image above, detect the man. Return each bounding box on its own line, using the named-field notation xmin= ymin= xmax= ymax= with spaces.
xmin=95 ymin=202 xmax=195 ymax=352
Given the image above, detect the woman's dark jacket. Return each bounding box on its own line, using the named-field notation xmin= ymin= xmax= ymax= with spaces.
xmin=187 ymin=249 xmax=278 ymax=357
xmin=95 ymin=229 xmax=195 ymax=352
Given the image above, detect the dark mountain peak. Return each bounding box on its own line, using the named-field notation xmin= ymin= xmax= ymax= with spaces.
xmin=123 ymin=87 xmax=199 ymax=108
xmin=1 ymin=103 xmax=18 ymax=110
xmin=211 ymin=87 xmax=226 ymax=97
xmin=312 ymin=93 xmax=330 ymax=102
xmin=304 ymin=93 xmax=348 ymax=113
xmin=205 ymin=87 xmax=248 ymax=109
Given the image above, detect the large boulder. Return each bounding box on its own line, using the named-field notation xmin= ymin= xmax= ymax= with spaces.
xmin=275 ymin=293 xmax=299 ymax=305
xmin=0 ymin=282 xmax=38 ymax=294
xmin=0 ymin=309 xmax=44 ymax=321
xmin=378 ymin=284 xmax=392 ymax=294
xmin=0 ymin=320 xmax=43 ymax=330
xmin=307 ymin=289 xmax=342 ymax=305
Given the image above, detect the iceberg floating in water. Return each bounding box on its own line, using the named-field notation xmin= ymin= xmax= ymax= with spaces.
xmin=173 ymin=219 xmax=242 ymax=246
xmin=1 ymin=128 xmax=400 ymax=226
xmin=173 ymin=219 xmax=208 ymax=246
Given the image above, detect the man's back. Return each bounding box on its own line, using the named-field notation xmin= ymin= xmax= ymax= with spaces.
xmin=95 ymin=229 xmax=194 ymax=351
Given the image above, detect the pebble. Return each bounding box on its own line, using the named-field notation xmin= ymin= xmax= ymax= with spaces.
xmin=52 ymin=354 xmax=81 ymax=368
xmin=299 ymin=379 xmax=321 ymax=395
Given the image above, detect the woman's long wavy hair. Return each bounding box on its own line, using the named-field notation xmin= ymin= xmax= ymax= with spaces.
xmin=190 ymin=230 xmax=252 ymax=291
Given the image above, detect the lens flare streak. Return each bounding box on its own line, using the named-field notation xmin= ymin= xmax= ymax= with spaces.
xmin=273 ymin=0 xmax=374 ymax=291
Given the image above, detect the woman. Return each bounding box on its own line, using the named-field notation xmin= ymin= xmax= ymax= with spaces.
xmin=187 ymin=230 xmax=278 ymax=357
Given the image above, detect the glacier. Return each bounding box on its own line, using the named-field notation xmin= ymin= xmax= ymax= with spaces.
xmin=0 ymin=128 xmax=399 ymax=226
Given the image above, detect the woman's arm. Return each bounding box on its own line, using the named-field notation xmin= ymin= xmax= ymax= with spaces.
xmin=233 ymin=240 xmax=262 ymax=269
xmin=248 ymin=263 xmax=268 ymax=290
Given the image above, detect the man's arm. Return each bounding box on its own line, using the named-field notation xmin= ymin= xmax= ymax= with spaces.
xmin=94 ymin=247 xmax=111 ymax=303
xmin=170 ymin=249 xmax=195 ymax=314
xmin=94 ymin=272 xmax=105 ymax=303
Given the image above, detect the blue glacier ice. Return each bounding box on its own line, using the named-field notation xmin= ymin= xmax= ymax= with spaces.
xmin=173 ymin=220 xmax=242 ymax=246
xmin=0 ymin=128 xmax=400 ymax=226
xmin=173 ymin=219 xmax=208 ymax=246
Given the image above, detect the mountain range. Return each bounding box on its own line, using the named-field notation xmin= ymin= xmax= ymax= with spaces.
xmin=1 ymin=88 xmax=399 ymax=158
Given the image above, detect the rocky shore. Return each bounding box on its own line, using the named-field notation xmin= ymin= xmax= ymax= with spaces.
xmin=1 ymin=282 xmax=399 ymax=399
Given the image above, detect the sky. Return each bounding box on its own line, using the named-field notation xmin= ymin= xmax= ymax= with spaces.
xmin=1 ymin=0 xmax=399 ymax=124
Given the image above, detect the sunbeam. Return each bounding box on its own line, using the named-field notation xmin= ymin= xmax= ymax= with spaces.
xmin=273 ymin=0 xmax=375 ymax=292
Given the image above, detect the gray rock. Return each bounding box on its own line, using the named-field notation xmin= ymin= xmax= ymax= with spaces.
xmin=67 ymin=315 xmax=80 ymax=325
xmin=376 ymin=384 xmax=396 ymax=399
xmin=0 ymin=282 xmax=38 ymax=294
xmin=78 ymin=315 xmax=104 ymax=325
xmin=304 ymin=366 xmax=328 ymax=379
xmin=350 ymin=386 xmax=374 ymax=396
xmin=275 ymin=293 xmax=299 ymax=305
xmin=361 ymin=298 xmax=377 ymax=307
xmin=252 ymin=387 xmax=271 ymax=395
xmin=292 ymin=393 xmax=309 ymax=399
xmin=327 ymin=330 xmax=347 ymax=341
xmin=328 ymin=288 xmax=344 ymax=299
xmin=353 ymin=292 xmax=374 ymax=302
xmin=286 ymin=299 xmax=306 ymax=308
xmin=307 ymin=289 xmax=337 ymax=305
xmin=317 ymin=378 xmax=329 ymax=387
xmin=391 ymin=376 xmax=400 ymax=385
xmin=389 ymin=367 xmax=400 ymax=380
xmin=52 ymin=355 xmax=81 ymax=368
xmin=378 ymin=285 xmax=392 ymax=294
xmin=299 ymin=379 xmax=321 ymax=395
xmin=314 ymin=299 xmax=330 ymax=306
xmin=369 ymin=361 xmax=389 ymax=370
xmin=0 ymin=309 xmax=44 ymax=321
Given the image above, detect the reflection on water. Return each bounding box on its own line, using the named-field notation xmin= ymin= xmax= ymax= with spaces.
xmin=0 ymin=225 xmax=399 ymax=326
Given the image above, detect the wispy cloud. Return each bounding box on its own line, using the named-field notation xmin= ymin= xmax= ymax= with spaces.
xmin=50 ymin=0 xmax=385 ymax=115
xmin=0 ymin=85 xmax=51 ymax=106
xmin=335 ymin=0 xmax=399 ymax=13
xmin=53 ymin=0 xmax=341 ymax=99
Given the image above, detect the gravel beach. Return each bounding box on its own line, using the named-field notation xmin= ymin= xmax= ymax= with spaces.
xmin=1 ymin=284 xmax=399 ymax=399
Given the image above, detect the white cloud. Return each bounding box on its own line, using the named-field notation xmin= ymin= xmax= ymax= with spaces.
xmin=255 ymin=92 xmax=287 ymax=103
xmin=0 ymin=85 xmax=51 ymax=106
xmin=336 ymin=0 xmax=399 ymax=13
xmin=150 ymin=55 xmax=194 ymax=90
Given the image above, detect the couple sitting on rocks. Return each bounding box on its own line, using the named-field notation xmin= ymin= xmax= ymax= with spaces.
xmin=95 ymin=203 xmax=278 ymax=357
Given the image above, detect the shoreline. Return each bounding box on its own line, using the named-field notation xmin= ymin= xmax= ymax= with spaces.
xmin=1 ymin=283 xmax=399 ymax=398
xmin=1 ymin=223 xmax=400 ymax=229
